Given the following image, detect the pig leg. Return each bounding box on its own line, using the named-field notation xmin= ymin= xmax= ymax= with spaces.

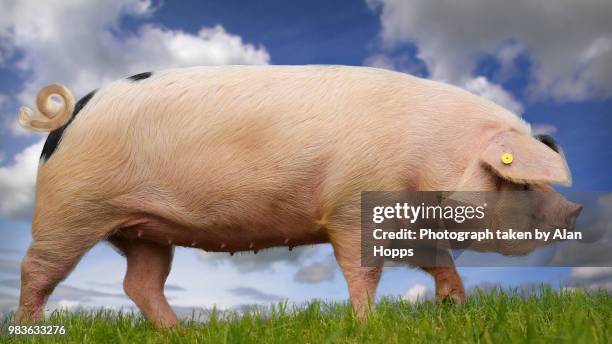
xmin=420 ymin=249 xmax=465 ymax=303
xmin=15 ymin=194 xmax=111 ymax=323
xmin=109 ymin=236 xmax=178 ymax=329
xmin=16 ymin=234 xmax=102 ymax=323
xmin=327 ymin=218 xmax=383 ymax=320
xmin=334 ymin=256 xmax=382 ymax=320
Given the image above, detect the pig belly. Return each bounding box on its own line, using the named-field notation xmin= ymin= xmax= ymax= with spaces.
xmin=113 ymin=212 xmax=329 ymax=253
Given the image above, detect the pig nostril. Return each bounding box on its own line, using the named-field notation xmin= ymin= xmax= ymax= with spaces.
xmin=565 ymin=204 xmax=583 ymax=229
xmin=570 ymin=204 xmax=583 ymax=218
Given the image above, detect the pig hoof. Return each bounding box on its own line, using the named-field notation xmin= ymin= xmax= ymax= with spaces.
xmin=230 ymin=252 xmax=235 ymax=256
xmin=440 ymin=293 xmax=465 ymax=304
xmin=14 ymin=308 xmax=43 ymax=324
xmin=437 ymin=286 xmax=465 ymax=304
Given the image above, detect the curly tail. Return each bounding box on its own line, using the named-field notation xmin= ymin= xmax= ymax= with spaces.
xmin=18 ymin=84 xmax=75 ymax=132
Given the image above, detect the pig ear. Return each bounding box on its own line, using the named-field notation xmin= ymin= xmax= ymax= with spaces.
xmin=481 ymin=131 xmax=571 ymax=186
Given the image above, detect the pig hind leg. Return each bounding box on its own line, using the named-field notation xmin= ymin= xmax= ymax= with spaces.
xmin=16 ymin=209 xmax=111 ymax=323
xmin=109 ymin=236 xmax=178 ymax=328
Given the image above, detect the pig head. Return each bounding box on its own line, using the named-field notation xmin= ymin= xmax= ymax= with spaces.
xmin=441 ymin=130 xmax=582 ymax=256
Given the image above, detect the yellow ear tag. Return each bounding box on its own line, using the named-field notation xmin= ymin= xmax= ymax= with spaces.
xmin=501 ymin=152 xmax=513 ymax=165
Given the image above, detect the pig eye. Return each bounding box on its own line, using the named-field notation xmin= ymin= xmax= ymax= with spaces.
xmin=523 ymin=184 xmax=530 ymax=191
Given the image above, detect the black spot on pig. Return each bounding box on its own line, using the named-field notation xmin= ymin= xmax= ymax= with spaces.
xmin=127 ymin=72 xmax=152 ymax=81
xmin=534 ymin=134 xmax=560 ymax=153
xmin=40 ymin=90 xmax=97 ymax=162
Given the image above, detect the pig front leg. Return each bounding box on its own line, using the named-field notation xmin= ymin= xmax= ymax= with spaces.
xmin=109 ymin=236 xmax=178 ymax=329
xmin=334 ymin=254 xmax=382 ymax=320
xmin=420 ymin=249 xmax=465 ymax=303
xmin=327 ymin=210 xmax=383 ymax=320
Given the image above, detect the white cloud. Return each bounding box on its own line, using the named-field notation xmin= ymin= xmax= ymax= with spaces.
xmin=571 ymin=267 xmax=612 ymax=280
xmin=293 ymin=257 xmax=337 ymax=284
xmin=53 ymin=299 xmax=80 ymax=311
xmin=569 ymin=267 xmax=612 ymax=290
xmin=464 ymin=76 xmax=523 ymax=114
xmin=0 ymin=292 xmax=18 ymax=314
xmin=0 ymin=0 xmax=270 ymax=132
xmin=401 ymin=283 xmax=430 ymax=303
xmin=0 ymin=94 xmax=24 ymax=136
xmin=0 ymin=259 xmax=21 ymax=274
xmin=0 ymin=138 xmax=44 ymax=220
xmin=228 ymin=287 xmax=284 ymax=303
xmin=363 ymin=53 xmax=428 ymax=78
xmin=364 ymin=54 xmax=396 ymax=71
xmin=495 ymin=42 xmax=524 ymax=82
xmin=368 ymin=0 xmax=612 ymax=101
xmin=531 ymin=124 xmax=558 ymax=136
xmin=364 ymin=52 xmax=523 ymax=114
xmin=6 ymin=116 xmax=32 ymax=136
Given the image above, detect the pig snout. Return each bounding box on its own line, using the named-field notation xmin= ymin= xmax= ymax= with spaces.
xmin=563 ymin=201 xmax=583 ymax=230
xmin=550 ymin=198 xmax=582 ymax=230
xmin=537 ymin=192 xmax=583 ymax=233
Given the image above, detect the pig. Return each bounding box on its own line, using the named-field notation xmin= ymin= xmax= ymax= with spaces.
xmin=14 ymin=65 xmax=581 ymax=328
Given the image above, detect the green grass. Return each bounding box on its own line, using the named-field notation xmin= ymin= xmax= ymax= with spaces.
xmin=2 ymin=287 xmax=610 ymax=343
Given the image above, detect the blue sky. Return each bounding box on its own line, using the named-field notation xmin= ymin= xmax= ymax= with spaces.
xmin=0 ymin=0 xmax=610 ymax=315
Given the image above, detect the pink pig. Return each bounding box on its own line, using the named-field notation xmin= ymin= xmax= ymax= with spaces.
xmin=14 ymin=66 xmax=579 ymax=328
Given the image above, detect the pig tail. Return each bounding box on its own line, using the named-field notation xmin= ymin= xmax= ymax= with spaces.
xmin=18 ymin=84 xmax=76 ymax=132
